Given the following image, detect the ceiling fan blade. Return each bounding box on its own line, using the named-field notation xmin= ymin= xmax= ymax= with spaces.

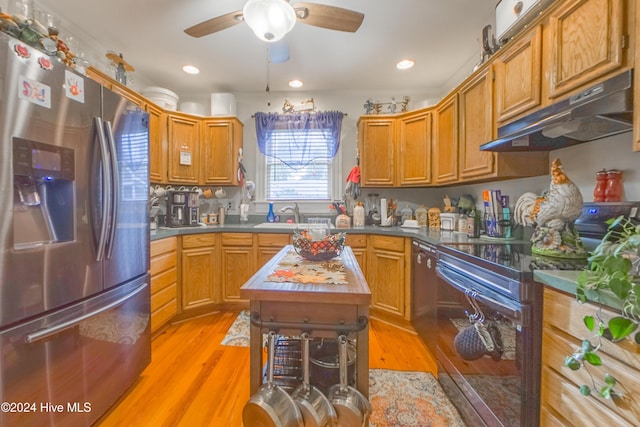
xmin=269 ymin=40 xmax=290 ymax=64
xmin=294 ymin=2 xmax=364 ymax=33
xmin=184 ymin=10 xmax=244 ymax=38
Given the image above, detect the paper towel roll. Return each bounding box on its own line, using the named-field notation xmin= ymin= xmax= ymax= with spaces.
xmin=380 ymin=198 xmax=387 ymax=225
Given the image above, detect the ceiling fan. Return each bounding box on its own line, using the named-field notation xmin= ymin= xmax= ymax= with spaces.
xmin=184 ymin=0 xmax=365 ymax=42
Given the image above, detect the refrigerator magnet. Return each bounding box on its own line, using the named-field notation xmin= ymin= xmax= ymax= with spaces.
xmin=64 ymin=70 xmax=85 ymax=103
xmin=18 ymin=75 xmax=51 ymax=109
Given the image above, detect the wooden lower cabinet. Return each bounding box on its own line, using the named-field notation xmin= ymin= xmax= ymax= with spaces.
xmin=346 ymin=234 xmax=367 ymax=279
xmin=367 ymin=235 xmax=410 ymax=322
xmin=162 ymin=232 xmax=413 ymax=329
xmin=256 ymin=233 xmax=291 ymax=269
xmin=221 ymin=233 xmax=254 ymax=304
xmin=181 ymin=234 xmax=218 ymax=310
xmin=150 ymin=237 xmax=178 ymax=332
xmin=541 ymin=287 xmax=640 ymax=425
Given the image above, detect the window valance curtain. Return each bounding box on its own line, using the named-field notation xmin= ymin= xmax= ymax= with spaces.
xmin=254 ymin=111 xmax=343 ymax=170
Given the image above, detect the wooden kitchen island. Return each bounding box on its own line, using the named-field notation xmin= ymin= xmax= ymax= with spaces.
xmin=240 ymin=245 xmax=371 ymax=397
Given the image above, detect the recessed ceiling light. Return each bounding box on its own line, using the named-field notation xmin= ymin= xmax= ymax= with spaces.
xmin=182 ymin=65 xmax=200 ymax=75
xmin=396 ymin=59 xmax=415 ymax=70
xmin=288 ymin=79 xmax=303 ymax=88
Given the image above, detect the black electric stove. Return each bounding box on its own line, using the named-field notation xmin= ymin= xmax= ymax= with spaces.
xmin=434 ymin=202 xmax=639 ymax=427
xmin=437 ymin=202 xmax=640 ymax=302
xmin=437 ymin=242 xmax=587 ymax=303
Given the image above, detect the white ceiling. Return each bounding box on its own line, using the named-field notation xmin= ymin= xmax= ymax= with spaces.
xmin=35 ymin=0 xmax=497 ymax=97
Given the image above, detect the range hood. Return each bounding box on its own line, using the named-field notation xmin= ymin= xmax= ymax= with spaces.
xmin=481 ymin=70 xmax=633 ymax=152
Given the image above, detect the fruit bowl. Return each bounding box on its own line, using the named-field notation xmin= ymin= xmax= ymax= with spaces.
xmin=293 ymin=231 xmax=346 ymax=261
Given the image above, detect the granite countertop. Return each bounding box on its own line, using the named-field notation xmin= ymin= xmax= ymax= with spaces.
xmin=151 ymin=221 xmax=597 ymax=301
xmin=534 ymin=269 xmax=625 ymax=310
xmin=151 ymin=222 xmax=506 ymax=246
xmin=533 ymin=270 xmax=581 ymax=295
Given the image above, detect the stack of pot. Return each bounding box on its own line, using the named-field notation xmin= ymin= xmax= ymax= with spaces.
xmin=243 ymin=334 xmax=371 ymax=427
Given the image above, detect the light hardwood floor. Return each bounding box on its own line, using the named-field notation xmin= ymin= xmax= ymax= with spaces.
xmin=98 ymin=312 xmax=437 ymax=426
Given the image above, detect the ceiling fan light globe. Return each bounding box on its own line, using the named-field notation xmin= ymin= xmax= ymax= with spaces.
xmin=243 ymin=0 xmax=296 ymax=43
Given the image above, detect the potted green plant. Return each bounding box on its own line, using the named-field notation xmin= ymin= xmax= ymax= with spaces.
xmin=564 ymin=215 xmax=640 ymax=400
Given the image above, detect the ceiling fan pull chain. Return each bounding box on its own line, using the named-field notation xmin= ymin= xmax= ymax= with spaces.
xmin=265 ymin=46 xmax=271 ymax=106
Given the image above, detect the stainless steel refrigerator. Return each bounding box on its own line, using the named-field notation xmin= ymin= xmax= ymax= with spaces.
xmin=0 ymin=32 xmax=150 ymax=426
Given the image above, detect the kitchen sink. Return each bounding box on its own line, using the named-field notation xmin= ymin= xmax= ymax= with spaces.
xmin=253 ymin=222 xmax=303 ymax=229
xmin=253 ymin=222 xmax=334 ymax=229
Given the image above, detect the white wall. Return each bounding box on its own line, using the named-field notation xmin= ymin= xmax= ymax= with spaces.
xmin=208 ymin=89 xmax=443 ymax=217
xmin=441 ymin=132 xmax=640 ymax=211
xmin=219 ymin=90 xmax=639 ymax=218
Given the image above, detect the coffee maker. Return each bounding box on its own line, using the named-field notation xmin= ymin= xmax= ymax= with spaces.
xmin=165 ymin=190 xmax=199 ymax=227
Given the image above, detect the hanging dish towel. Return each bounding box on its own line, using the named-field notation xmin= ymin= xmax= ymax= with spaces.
xmin=345 ymin=165 xmax=361 ymax=199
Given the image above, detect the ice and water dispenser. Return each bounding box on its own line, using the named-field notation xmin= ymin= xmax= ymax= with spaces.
xmin=12 ymin=138 xmax=74 ymax=249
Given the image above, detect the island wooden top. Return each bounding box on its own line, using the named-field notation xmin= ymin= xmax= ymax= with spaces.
xmin=240 ymin=245 xmax=371 ymax=305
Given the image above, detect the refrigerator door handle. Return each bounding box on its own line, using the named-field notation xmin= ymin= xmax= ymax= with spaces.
xmin=103 ymin=120 xmax=120 ymax=259
xmin=24 ymin=282 xmax=148 ymax=344
xmin=94 ymin=116 xmax=112 ymax=262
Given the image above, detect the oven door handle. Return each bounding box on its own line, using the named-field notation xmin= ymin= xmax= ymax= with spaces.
xmin=436 ymin=264 xmax=521 ymax=320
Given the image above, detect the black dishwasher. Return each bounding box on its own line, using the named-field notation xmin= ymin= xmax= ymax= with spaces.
xmin=411 ymin=240 xmax=438 ymax=356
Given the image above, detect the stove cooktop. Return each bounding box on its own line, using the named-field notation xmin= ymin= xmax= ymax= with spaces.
xmin=437 ymin=241 xmax=588 ymax=282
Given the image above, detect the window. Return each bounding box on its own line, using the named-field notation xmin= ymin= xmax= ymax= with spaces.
xmin=265 ymin=129 xmax=332 ymax=200
xmin=255 ymin=111 xmax=343 ymax=202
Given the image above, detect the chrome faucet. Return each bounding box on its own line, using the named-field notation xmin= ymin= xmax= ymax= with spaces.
xmin=279 ymin=203 xmax=300 ymax=223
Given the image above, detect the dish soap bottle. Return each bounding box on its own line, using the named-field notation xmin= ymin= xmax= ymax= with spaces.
xmin=466 ymin=207 xmax=480 ymax=238
xmin=266 ymin=202 xmax=276 ymax=223
xmin=457 ymin=211 xmax=468 ymax=233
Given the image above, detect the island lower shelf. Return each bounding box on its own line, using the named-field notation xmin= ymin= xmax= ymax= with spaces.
xmin=240 ymin=245 xmax=372 ymax=397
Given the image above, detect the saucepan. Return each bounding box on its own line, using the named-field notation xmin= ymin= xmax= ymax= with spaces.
xmin=309 ymin=338 xmax=356 ymax=392
xmin=327 ymin=335 xmax=371 ymax=427
xmin=291 ymin=333 xmax=337 ymax=427
xmin=242 ymin=331 xmax=304 ymax=427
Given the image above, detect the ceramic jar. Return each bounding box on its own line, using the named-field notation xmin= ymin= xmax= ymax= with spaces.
xmin=604 ymin=169 xmax=623 ymax=202
xmin=593 ymin=169 xmax=608 ymax=202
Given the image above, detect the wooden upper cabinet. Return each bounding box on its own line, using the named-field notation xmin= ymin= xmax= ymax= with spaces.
xmin=358 ymin=117 xmax=396 ymax=187
xmin=202 ymin=117 xmax=243 ymax=186
xmin=433 ymin=94 xmax=459 ymax=184
xmin=110 ymin=83 xmax=145 ymax=107
xmin=147 ymin=102 xmax=166 ymax=183
xmin=86 ymin=66 xmax=115 ymax=91
xmin=167 ymin=112 xmax=200 ymax=184
xmin=494 ymin=25 xmax=542 ymax=123
xmin=547 ymin=0 xmax=627 ymax=99
xmin=459 ymin=67 xmax=496 ymax=179
xmin=398 ymin=110 xmax=432 ymax=186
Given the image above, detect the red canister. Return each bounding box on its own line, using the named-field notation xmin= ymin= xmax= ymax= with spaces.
xmin=593 ymin=169 xmax=608 ymax=202
xmin=604 ymin=169 xmax=623 ymax=202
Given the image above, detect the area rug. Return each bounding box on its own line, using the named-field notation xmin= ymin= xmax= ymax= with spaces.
xmin=369 ymin=369 xmax=465 ymax=427
xmin=449 ymin=318 xmax=516 ymax=360
xmin=220 ymin=310 xmax=250 ymax=346
xmin=222 ymin=314 xmax=467 ymax=426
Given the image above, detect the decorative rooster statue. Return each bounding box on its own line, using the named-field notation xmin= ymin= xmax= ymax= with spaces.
xmin=514 ymin=158 xmax=587 ymax=258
